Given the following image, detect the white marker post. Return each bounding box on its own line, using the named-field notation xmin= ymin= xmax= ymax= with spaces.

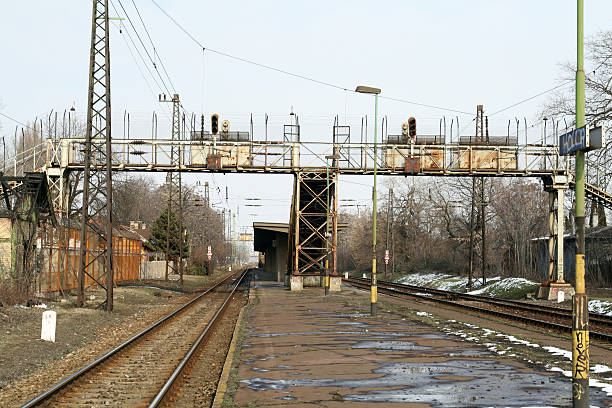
xmin=41 ymin=310 xmax=56 ymax=342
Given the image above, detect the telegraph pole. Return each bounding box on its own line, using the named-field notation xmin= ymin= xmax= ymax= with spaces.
xmin=480 ymin=178 xmax=486 ymax=285
xmin=390 ymin=190 xmax=395 ymax=276
xmin=572 ymin=0 xmax=589 ymax=405
xmin=385 ymin=188 xmax=392 ymax=279
xmin=468 ymin=178 xmax=475 ymax=290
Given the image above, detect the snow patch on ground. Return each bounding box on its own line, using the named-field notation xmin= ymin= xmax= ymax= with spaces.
xmin=395 ymin=272 xmax=540 ymax=298
xmin=467 ymin=277 xmax=539 ymax=296
xmin=542 ymin=346 xmax=572 ymax=359
xmin=415 ymin=311 xmax=433 ymax=318
xmin=438 ymin=319 xmax=612 ymax=396
xmin=589 ymin=299 xmax=612 ymax=316
xmin=396 ymin=272 xmax=498 ymax=292
xmin=397 ymin=272 xmax=612 ymax=313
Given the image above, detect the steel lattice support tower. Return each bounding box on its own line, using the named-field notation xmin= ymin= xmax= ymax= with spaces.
xmin=289 ymin=172 xmax=338 ymax=277
xmin=161 ymin=94 xmax=184 ymax=283
xmin=77 ymin=0 xmax=114 ymax=311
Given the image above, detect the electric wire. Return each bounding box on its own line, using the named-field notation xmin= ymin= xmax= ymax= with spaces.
xmin=149 ymin=0 xmax=472 ymax=116
xmin=380 ymin=96 xmax=472 ymax=115
xmin=0 ymin=111 xmax=37 ymax=132
xmin=489 ymin=80 xmax=574 ymax=117
xmin=129 ymin=0 xmax=178 ymax=93
xmin=115 ymin=0 xmax=174 ymax=97
xmin=111 ymin=20 xmax=157 ymax=100
xmin=109 ymin=0 xmax=172 ymax=116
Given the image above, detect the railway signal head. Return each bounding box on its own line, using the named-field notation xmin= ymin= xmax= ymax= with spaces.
xmin=221 ymin=119 xmax=230 ymax=134
xmin=211 ymin=114 xmax=219 ymax=135
xmin=408 ymin=117 xmax=417 ymax=139
xmin=401 ymin=122 xmax=409 ymax=137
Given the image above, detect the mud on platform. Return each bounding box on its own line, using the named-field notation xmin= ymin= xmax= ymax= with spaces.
xmin=226 ymin=282 xmax=612 ymax=407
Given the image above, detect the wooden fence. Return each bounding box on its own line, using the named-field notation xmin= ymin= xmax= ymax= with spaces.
xmin=36 ymin=224 xmax=143 ymax=294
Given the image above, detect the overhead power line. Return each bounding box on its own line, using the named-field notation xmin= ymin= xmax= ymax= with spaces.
xmin=380 ymin=96 xmax=471 ymax=115
xmin=115 ymin=0 xmax=174 ymax=97
xmin=129 ymin=0 xmax=178 ymax=94
xmin=149 ymin=0 xmax=470 ymax=115
xmin=489 ymin=80 xmax=574 ymax=117
xmin=0 ymin=111 xmax=36 ymax=131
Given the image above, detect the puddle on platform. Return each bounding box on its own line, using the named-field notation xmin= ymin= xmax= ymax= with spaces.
xmin=335 ymin=321 xmax=373 ymax=328
xmin=244 ymin=354 xmax=290 ymax=365
xmin=352 ymin=340 xmax=432 ymax=351
xmin=241 ymin=359 xmax=611 ymax=406
xmin=329 ymin=313 xmax=369 ymax=318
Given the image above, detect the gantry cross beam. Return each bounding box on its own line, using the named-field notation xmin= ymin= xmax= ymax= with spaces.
xmin=5 ymin=128 xmax=612 ymax=288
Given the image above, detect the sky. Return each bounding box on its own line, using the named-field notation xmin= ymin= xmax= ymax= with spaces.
xmin=1 ymin=0 xmax=611 ymax=231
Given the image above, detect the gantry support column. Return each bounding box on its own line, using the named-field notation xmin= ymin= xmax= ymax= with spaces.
xmin=288 ymin=171 xmax=338 ymax=291
xmin=538 ymin=175 xmax=573 ymax=300
xmin=46 ymin=167 xmax=70 ymax=296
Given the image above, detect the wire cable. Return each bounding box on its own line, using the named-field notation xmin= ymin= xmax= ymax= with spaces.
xmin=489 ymin=80 xmax=574 ymax=117
xmin=0 ymin=111 xmax=37 ymax=132
xmin=111 ymin=20 xmax=157 ymax=99
xmin=115 ymin=0 xmax=174 ymax=97
xmin=149 ymin=0 xmax=471 ymax=115
xmin=380 ymin=96 xmax=472 ymax=115
xmin=129 ymin=0 xmax=178 ymax=94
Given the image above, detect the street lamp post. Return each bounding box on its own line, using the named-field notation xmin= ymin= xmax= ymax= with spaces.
xmin=356 ymin=85 xmax=381 ymax=317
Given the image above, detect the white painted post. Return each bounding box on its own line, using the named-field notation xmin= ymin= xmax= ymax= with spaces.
xmin=41 ymin=310 xmax=56 ymax=342
xmin=344 ymin=272 xmax=349 ymax=279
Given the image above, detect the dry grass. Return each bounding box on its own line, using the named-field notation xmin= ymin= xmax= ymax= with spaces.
xmin=0 ymin=277 xmax=30 ymax=306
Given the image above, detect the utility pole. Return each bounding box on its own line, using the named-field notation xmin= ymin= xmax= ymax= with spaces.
xmin=161 ymin=94 xmax=183 ymax=284
xmin=78 ymin=0 xmax=114 ymax=311
xmin=391 ymin=189 xmax=395 ymax=276
xmin=468 ymin=178 xmax=475 ymax=290
xmin=480 ymin=177 xmax=486 ymax=285
xmin=468 ymin=105 xmax=484 ymax=290
xmin=385 ymin=188 xmax=392 ymax=280
xmin=572 ymin=0 xmax=589 ymax=405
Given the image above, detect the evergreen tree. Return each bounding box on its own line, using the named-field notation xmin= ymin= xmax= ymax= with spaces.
xmin=147 ymin=208 xmax=189 ymax=260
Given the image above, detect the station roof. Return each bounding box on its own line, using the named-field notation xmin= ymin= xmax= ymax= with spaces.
xmin=253 ymin=221 xmax=348 ymax=253
xmin=253 ymin=222 xmax=289 ymax=234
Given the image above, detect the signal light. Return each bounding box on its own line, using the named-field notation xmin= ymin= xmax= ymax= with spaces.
xmin=408 ymin=117 xmax=417 ymax=139
xmin=401 ymin=122 xmax=409 ymax=137
xmin=222 ymin=119 xmax=230 ymax=133
xmin=211 ymin=114 xmax=219 ymax=135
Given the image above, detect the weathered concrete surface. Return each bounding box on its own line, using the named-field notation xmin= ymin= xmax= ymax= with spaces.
xmin=329 ymin=276 xmax=342 ymax=292
xmin=233 ymin=282 xmax=612 ymax=407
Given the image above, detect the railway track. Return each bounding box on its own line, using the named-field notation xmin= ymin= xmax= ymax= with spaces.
xmin=344 ymin=277 xmax=612 ymax=343
xmin=21 ymin=268 xmax=251 ymax=408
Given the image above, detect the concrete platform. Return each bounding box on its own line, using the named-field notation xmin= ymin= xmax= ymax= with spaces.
xmin=230 ymin=282 xmax=612 ymax=407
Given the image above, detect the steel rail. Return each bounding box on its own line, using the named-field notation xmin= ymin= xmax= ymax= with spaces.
xmin=149 ymin=268 xmax=249 ymax=407
xmin=19 ymin=269 xmax=244 ymax=408
xmin=344 ymin=278 xmax=612 ymax=343
xmin=351 ymin=277 xmax=612 ymax=327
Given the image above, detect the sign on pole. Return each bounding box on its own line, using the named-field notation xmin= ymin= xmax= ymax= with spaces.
xmin=207 ymin=245 xmax=212 ymax=260
xmin=384 ymin=250 xmax=389 ymax=265
xmin=559 ymin=125 xmax=605 ymax=155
